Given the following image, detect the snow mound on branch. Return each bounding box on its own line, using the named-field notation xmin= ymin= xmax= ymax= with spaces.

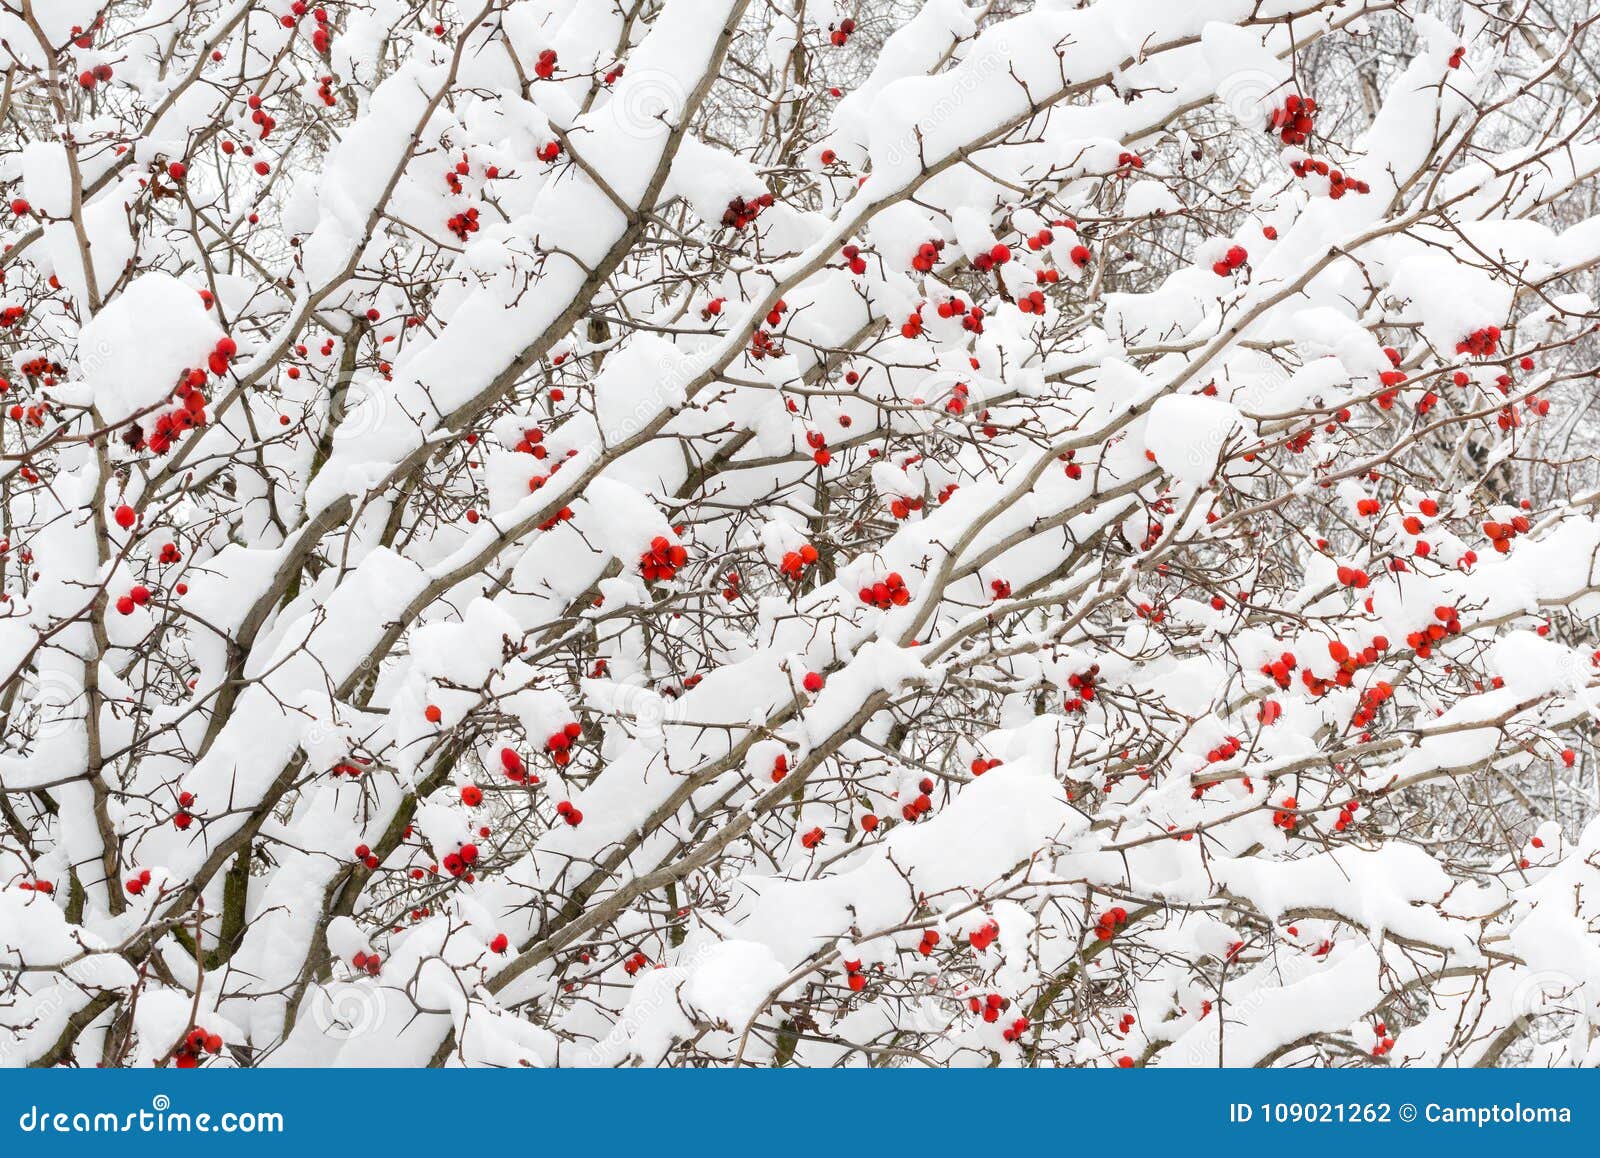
xmin=1385 ymin=251 xmax=1513 ymax=353
xmin=76 ymin=273 xmax=221 ymax=424
xmin=665 ymin=137 xmax=766 ymax=226
xmin=1211 ymin=845 xmax=1471 ymax=951
xmin=1145 ymin=394 xmax=1243 ymax=485
xmin=1486 ymin=631 xmax=1573 ymax=698
xmin=682 ymin=940 xmax=790 ymax=1028
xmin=1287 ymin=306 xmax=1390 ymax=377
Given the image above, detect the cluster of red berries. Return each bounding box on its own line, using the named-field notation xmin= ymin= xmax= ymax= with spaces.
xmin=1288 ymin=157 xmax=1370 ymax=198
xmin=910 ymin=238 xmax=945 ymax=272
xmin=749 ymin=326 xmax=782 ymax=359
xmin=805 ymin=428 xmax=831 ymax=465
xmin=351 ymin=949 xmax=382 ymax=975
xmin=1133 ymin=599 xmax=1167 ymax=623
xmin=171 ymin=1026 xmax=223 ymax=1068
xmin=934 ymin=297 xmax=985 ymax=334
xmin=1211 ymin=245 xmax=1248 ymax=278
xmin=1332 ymin=798 xmax=1360 ymax=833
xmin=989 ymin=578 xmax=1011 ymax=600
xmin=1334 ymin=563 xmax=1371 ymax=589
xmin=968 ymin=921 xmax=999 ymax=952
xmin=1017 ymin=289 xmax=1048 ymax=315
xmin=1204 ymin=735 xmax=1243 ymax=764
xmin=1267 ymin=93 xmax=1315 ymax=145
xmin=309 ymin=4 xmax=333 ymax=55
xmin=125 ymin=868 xmax=154 ymax=895
xmin=1348 ymin=679 xmax=1395 ymax=731
xmin=1259 ymin=651 xmax=1299 ymax=690
xmin=445 ymin=154 xmax=474 ymax=194
xmin=0 ymin=305 xmax=24 ymax=328
xmin=1405 ymin=605 xmax=1462 ymax=658
xmin=173 ymin=790 xmax=197 ymax=830
xmin=330 ymin=757 xmax=371 ymax=778
xmin=916 ymin=929 xmax=941 ymax=956
xmin=537 ymin=140 xmax=561 ymax=163
xmin=1448 ymin=46 xmax=1466 ymax=69
xmin=460 ymin=784 xmax=483 ymax=807
xmin=858 ymin=571 xmax=910 ymax=609
xmin=140 ymin=372 xmax=210 ymax=455
xmin=1025 ymin=227 xmax=1055 ymax=250
xmin=840 ymin=243 xmax=867 ymax=275
xmin=1064 ymin=664 xmax=1100 ymax=712
xmin=113 ymin=584 xmax=154 ymax=616
xmin=969 ymin=992 xmax=1011 ymax=1021
xmin=887 ymin=494 xmax=924 ymax=520
xmin=843 ymin=958 xmax=867 ymax=991
xmin=900 ymin=776 xmax=935 ymax=821
xmin=720 ymin=569 xmax=742 ymax=602
xmin=17 ymin=879 xmax=54 ymax=894
xmin=1457 ymin=325 xmax=1501 ymax=357
xmin=800 ymin=826 xmax=825 ymax=849
xmin=639 ymin=535 xmax=688 ymax=583
xmin=1483 ymin=514 xmax=1529 ymax=554
xmin=496 ymin=745 xmax=534 ymax=783
xmin=446 ymin=206 xmax=480 ymax=240
xmin=769 ymin=753 xmax=789 ymax=782
xmin=1094 ymin=907 xmax=1129 ymax=942
xmin=972 ymin=243 xmax=1012 ymax=273
xmin=828 ymin=18 xmax=857 ymax=46
xmin=545 ymin=721 xmax=582 ymax=766
xmin=353 ymin=842 xmax=380 ymax=869
xmin=969 ymin=757 xmax=1002 ymax=776
xmin=1302 ymin=635 xmax=1390 ymax=698
xmin=512 ymin=425 xmax=548 ymax=457
xmin=534 ymin=49 xmax=558 ymax=80
xmin=77 ymin=62 xmax=115 ymax=89
xmin=721 ymin=191 xmax=774 ymax=230
xmin=555 ymin=800 xmax=584 ymax=827
xmin=1371 ymin=1022 xmax=1397 ymax=1057
xmin=779 ymin=543 xmax=819 ymax=582
xmin=1272 ymin=795 xmax=1300 ymax=831
xmin=1002 ymin=1015 xmax=1031 ymax=1043
xmin=243 ymin=93 xmax=277 ymax=142
xmin=621 ymin=950 xmax=650 ymax=975
xmin=19 ymin=357 xmax=62 ymax=381
xmin=442 ymin=842 xmax=480 ymax=878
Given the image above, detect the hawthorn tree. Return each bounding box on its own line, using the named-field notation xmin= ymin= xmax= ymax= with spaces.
xmin=2 ymin=0 xmax=1600 ymax=1069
